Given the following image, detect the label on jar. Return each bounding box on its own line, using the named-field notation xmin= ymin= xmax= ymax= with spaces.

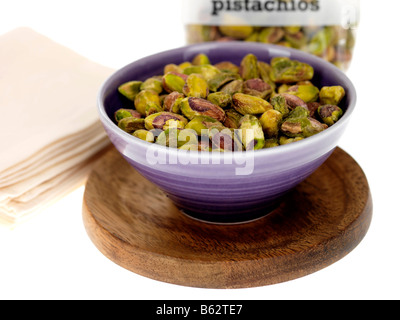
xmin=182 ymin=0 xmax=360 ymax=29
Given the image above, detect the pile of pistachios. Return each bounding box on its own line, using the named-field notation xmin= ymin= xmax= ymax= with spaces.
xmin=186 ymin=25 xmax=355 ymax=70
xmin=114 ymin=53 xmax=345 ymax=152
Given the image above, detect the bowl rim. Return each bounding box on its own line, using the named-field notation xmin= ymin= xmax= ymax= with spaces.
xmin=97 ymin=42 xmax=357 ymax=161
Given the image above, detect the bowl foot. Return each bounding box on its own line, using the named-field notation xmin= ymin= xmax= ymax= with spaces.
xmin=178 ymin=203 xmax=280 ymax=225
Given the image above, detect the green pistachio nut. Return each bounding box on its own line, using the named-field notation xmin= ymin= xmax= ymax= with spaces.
xmin=259 ymin=109 xmax=283 ymax=138
xmin=258 ymin=27 xmax=285 ymax=44
xmin=180 ymin=97 xmax=226 ymax=122
xmin=179 ymin=61 xmax=193 ymax=70
xmin=183 ymin=64 xmax=221 ymax=81
xmin=192 ymin=53 xmax=211 ymax=66
xmin=162 ymin=119 xmax=187 ymax=131
xmin=257 ymin=61 xmax=276 ymax=91
xmin=281 ymin=116 xmax=327 ymax=138
xmin=284 ymin=31 xmax=307 ymax=49
xmin=245 ymin=31 xmax=259 ymax=42
xmin=270 ymin=95 xmax=290 ymax=118
xmin=164 ymin=64 xmax=182 ymax=75
xmin=319 ymin=86 xmax=346 ymax=105
xmin=208 ymin=72 xmax=240 ymax=92
xmin=156 ymin=128 xmax=198 ymax=149
xmin=182 ymin=74 xmax=209 ymax=98
xmin=277 ymin=84 xmax=291 ymax=94
xmin=159 ymin=94 xmax=168 ymax=106
xmin=144 ymin=112 xmax=188 ymax=131
xmin=132 ymin=129 xmax=155 ymax=143
xmin=114 ymin=108 xmax=141 ymax=122
xmin=279 ymin=136 xmax=304 ymax=145
xmin=179 ymin=143 xmax=201 ymax=151
xmin=280 ymin=93 xmax=308 ymax=111
xmin=155 ymin=128 xmax=179 ymax=148
xmin=240 ymin=54 xmax=259 ymax=81
xmin=280 ymin=106 xmax=312 ymax=138
xmin=162 ymin=72 xmax=187 ymax=93
xmin=296 ymin=80 xmax=314 ymax=86
xmin=284 ymin=26 xmax=302 ymax=35
xmin=118 ymin=81 xmax=143 ymax=101
xmin=318 ymin=105 xmax=344 ymax=126
xmin=134 ymin=90 xmax=161 ymax=116
xmin=185 ymin=115 xmax=224 ymax=136
xmin=223 ymin=109 xmax=243 ymax=129
xmin=307 ymin=101 xmax=321 ymax=118
xmin=197 ymin=139 xmax=212 ymax=152
xmin=286 ymin=85 xmax=320 ymax=103
xmin=243 ymin=79 xmax=273 ymax=99
xmin=280 ymin=118 xmax=308 ymax=138
xmin=303 ymin=118 xmax=328 ymax=137
xmin=287 ymin=106 xmax=310 ymax=120
xmin=163 ymin=91 xmax=185 ymax=113
xmin=177 ymin=129 xmax=199 ymax=148
xmin=219 ymin=25 xmax=254 ymax=40
xmin=232 ymin=93 xmax=273 ymax=115
xmin=214 ymin=61 xmax=240 ymax=74
xmin=207 ymin=92 xmax=232 ymax=108
xmin=276 ymin=41 xmax=292 ymax=48
xmin=118 ymin=117 xmax=145 ymax=133
xmin=239 ymin=115 xmax=265 ymax=151
xmin=209 ymin=127 xmax=241 ymax=152
xmin=145 ymin=103 xmax=164 ymax=117
xmin=185 ymin=25 xmax=203 ymax=43
xmin=322 ymin=46 xmax=336 ymax=62
xmin=140 ymin=77 xmax=163 ymax=94
xmin=220 ymin=79 xmax=244 ymax=96
xmin=308 ymin=27 xmax=337 ymax=56
xmin=264 ymin=138 xmax=280 ymax=149
xmin=270 ymin=57 xmax=314 ymax=83
xmin=201 ymin=25 xmax=219 ymax=42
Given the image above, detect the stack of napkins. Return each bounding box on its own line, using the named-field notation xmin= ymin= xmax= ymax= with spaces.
xmin=0 ymin=28 xmax=114 ymax=227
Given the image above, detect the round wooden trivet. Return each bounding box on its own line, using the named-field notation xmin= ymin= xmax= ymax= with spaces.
xmin=82 ymin=147 xmax=372 ymax=289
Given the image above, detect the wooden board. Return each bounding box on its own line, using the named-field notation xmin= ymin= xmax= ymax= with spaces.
xmin=82 ymin=147 xmax=373 ymax=289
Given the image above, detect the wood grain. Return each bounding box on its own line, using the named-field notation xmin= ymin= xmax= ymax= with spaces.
xmin=82 ymin=147 xmax=373 ymax=289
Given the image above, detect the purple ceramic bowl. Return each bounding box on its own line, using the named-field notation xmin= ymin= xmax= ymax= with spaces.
xmin=97 ymin=42 xmax=356 ymax=224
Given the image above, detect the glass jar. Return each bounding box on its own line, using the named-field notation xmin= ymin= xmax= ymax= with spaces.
xmin=183 ymin=0 xmax=360 ymax=71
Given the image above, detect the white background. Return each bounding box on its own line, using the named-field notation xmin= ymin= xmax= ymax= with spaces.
xmin=0 ymin=0 xmax=399 ymax=300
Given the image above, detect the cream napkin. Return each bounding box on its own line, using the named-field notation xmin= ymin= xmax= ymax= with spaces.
xmin=0 ymin=28 xmax=114 ymax=227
